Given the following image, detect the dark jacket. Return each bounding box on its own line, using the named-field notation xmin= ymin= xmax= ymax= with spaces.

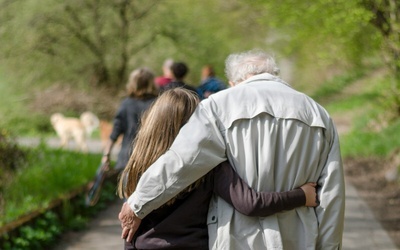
xmin=110 ymin=95 xmax=156 ymax=170
xmin=159 ymin=80 xmax=199 ymax=97
xmin=196 ymin=77 xmax=226 ymax=99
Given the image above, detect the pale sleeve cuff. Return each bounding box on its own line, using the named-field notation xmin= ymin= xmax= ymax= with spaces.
xmin=127 ymin=192 xmax=152 ymax=219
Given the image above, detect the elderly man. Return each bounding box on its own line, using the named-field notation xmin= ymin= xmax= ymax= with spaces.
xmin=119 ymin=49 xmax=345 ymax=249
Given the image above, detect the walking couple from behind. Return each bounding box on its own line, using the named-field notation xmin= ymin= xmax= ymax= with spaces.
xmin=118 ymin=49 xmax=345 ymax=250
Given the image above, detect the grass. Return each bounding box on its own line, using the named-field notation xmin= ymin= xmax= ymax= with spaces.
xmin=311 ymin=69 xmax=366 ymax=103
xmin=319 ymin=69 xmax=400 ymax=159
xmin=341 ymin=117 xmax=400 ymax=158
xmin=1 ymin=143 xmax=104 ymax=226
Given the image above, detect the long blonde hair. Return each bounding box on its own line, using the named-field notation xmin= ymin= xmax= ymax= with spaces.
xmin=117 ymin=88 xmax=200 ymax=203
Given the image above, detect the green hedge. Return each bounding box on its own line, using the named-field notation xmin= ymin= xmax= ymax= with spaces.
xmin=1 ymin=142 xmax=103 ymax=225
xmin=1 ymin=181 xmax=117 ymax=250
xmin=0 ymin=135 xmax=119 ymax=249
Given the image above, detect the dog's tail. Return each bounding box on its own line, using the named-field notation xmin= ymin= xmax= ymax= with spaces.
xmin=80 ymin=111 xmax=100 ymax=136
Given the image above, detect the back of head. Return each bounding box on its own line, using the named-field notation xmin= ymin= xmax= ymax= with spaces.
xmin=126 ymin=67 xmax=158 ymax=98
xmin=120 ymin=88 xmax=199 ymax=197
xmin=141 ymin=88 xmax=199 ymax=142
xmin=162 ymin=58 xmax=174 ymax=77
xmin=171 ymin=62 xmax=189 ymax=80
xmin=163 ymin=59 xmax=174 ymax=70
xmin=225 ymin=49 xmax=280 ymax=85
xmin=201 ymin=65 xmax=215 ymax=80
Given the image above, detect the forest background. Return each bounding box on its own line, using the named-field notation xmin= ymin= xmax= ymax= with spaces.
xmin=1 ymin=0 xmax=399 ymax=131
xmin=1 ymin=0 xmax=400 ymax=247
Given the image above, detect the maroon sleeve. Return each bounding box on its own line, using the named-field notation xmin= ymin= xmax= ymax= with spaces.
xmin=212 ymin=161 xmax=306 ymax=216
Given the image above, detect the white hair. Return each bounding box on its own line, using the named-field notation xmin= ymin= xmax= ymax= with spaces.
xmin=163 ymin=58 xmax=174 ymax=69
xmin=225 ymin=49 xmax=280 ymax=85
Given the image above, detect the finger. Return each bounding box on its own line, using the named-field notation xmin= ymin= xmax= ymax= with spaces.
xmin=118 ymin=212 xmax=125 ymax=228
xmin=127 ymin=228 xmax=135 ymax=243
xmin=316 ymin=194 xmax=320 ymax=206
xmin=121 ymin=227 xmax=129 ymax=239
xmin=118 ymin=202 xmax=128 ymax=224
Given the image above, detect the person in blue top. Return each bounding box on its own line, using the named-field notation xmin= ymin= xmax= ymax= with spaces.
xmin=196 ymin=65 xmax=227 ymax=99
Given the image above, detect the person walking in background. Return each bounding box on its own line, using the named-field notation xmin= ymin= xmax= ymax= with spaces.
xmin=119 ymin=49 xmax=345 ymax=249
xmin=154 ymin=58 xmax=174 ymax=89
xmin=102 ymin=67 xmax=158 ymax=172
xmin=196 ymin=65 xmax=227 ymax=99
xmin=159 ymin=61 xmax=198 ymax=95
xmin=118 ymin=87 xmax=319 ymax=249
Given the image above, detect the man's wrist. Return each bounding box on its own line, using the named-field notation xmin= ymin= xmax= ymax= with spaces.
xmin=127 ymin=193 xmax=149 ymax=219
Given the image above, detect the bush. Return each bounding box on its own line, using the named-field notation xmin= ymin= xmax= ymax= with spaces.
xmin=1 ymin=144 xmax=102 ymax=226
xmin=0 ymin=129 xmax=27 ymax=172
xmin=0 ymin=180 xmax=118 ymax=250
xmin=0 ymin=139 xmax=118 ymax=250
xmin=0 ymin=129 xmax=27 ymax=216
xmin=1 ymin=211 xmax=62 ymax=250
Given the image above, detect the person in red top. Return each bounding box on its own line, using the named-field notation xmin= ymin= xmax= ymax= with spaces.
xmin=154 ymin=58 xmax=174 ymax=89
xmin=118 ymin=88 xmax=318 ymax=249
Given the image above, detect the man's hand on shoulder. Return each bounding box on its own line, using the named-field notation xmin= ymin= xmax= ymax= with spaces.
xmin=119 ymin=202 xmax=142 ymax=242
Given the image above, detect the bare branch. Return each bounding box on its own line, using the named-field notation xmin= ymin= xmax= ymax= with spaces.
xmin=131 ymin=0 xmax=159 ymax=20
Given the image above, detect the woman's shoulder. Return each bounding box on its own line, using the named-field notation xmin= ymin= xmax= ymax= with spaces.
xmin=125 ymin=95 xmax=157 ymax=103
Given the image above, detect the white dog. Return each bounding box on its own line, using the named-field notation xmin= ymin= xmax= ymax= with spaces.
xmin=80 ymin=111 xmax=100 ymax=136
xmin=50 ymin=111 xmax=100 ymax=152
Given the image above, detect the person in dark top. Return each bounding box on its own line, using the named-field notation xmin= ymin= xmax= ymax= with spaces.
xmin=102 ymin=67 xmax=158 ymax=171
xmin=196 ymin=65 xmax=227 ymax=99
xmin=159 ymin=61 xmax=198 ymax=96
xmin=117 ymin=88 xmax=318 ymax=249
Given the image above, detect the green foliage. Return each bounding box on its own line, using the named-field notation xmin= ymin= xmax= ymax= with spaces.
xmin=250 ymin=0 xmax=400 ymax=118
xmin=1 ymin=211 xmax=62 ymax=250
xmin=0 ymin=0 xmax=164 ymax=88
xmin=0 ymin=72 xmax=53 ymax=136
xmin=16 ymin=212 xmax=61 ymax=250
xmin=0 ymin=138 xmax=118 ymax=249
xmin=3 ymin=113 xmax=53 ymax=136
xmin=0 ymin=0 xmax=264 ymax=90
xmin=0 ymin=129 xmax=27 ymax=172
xmin=322 ymin=70 xmax=400 ymax=159
xmin=250 ymin=0 xmax=382 ymax=89
xmin=0 ymin=129 xmax=28 ymax=219
xmin=0 ymin=144 xmax=101 ymax=225
xmin=1 ymin=181 xmax=118 ymax=250
xmin=253 ymin=0 xmax=378 ymax=59
xmin=311 ymin=69 xmax=366 ymax=103
xmin=325 ymin=91 xmax=380 ymax=114
xmin=341 ymin=118 xmax=400 ymax=158
xmin=0 ymin=0 xmax=270 ymax=136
